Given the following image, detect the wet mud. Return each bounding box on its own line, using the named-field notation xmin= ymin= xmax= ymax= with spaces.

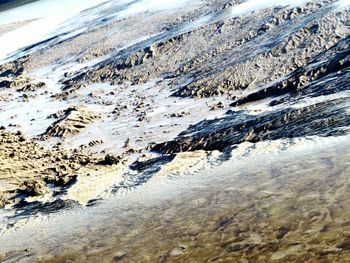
xmin=0 ymin=0 xmax=349 ymax=262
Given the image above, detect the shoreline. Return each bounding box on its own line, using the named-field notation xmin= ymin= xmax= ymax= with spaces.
xmin=1 ymin=135 xmax=349 ymax=262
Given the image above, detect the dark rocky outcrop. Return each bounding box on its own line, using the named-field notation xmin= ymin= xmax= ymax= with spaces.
xmin=231 ymin=37 xmax=350 ymax=107
xmin=42 ymin=107 xmax=101 ymax=138
xmin=152 ymin=98 xmax=350 ymax=154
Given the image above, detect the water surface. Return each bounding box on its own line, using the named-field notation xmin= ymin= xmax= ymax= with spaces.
xmin=1 ymin=136 xmax=349 ymax=262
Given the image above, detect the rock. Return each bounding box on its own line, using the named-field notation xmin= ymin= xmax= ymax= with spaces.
xmin=337 ymin=236 xmax=350 ymax=250
xmin=170 ymin=245 xmax=187 ymax=256
xmin=0 ymin=195 xmax=9 ymax=209
xmin=210 ymin=102 xmax=225 ymax=111
xmin=231 ymin=39 xmax=350 ymax=107
xmin=99 ymin=154 xmax=123 ymax=166
xmin=276 ymin=226 xmax=289 ymax=239
xmin=42 ymin=107 xmax=101 ymax=138
xmin=170 ymin=111 xmax=189 ymax=118
xmin=0 ymin=75 xmax=46 ymax=92
xmin=123 ymin=138 xmax=130 ymax=148
xmin=88 ymin=140 xmax=104 ymax=147
xmin=152 ymin=98 xmax=350 ymax=154
xmin=0 ymin=129 xmax=103 ymax=208
xmin=19 ymin=180 xmax=48 ymax=196
xmin=17 ymin=81 xmax=46 ymax=92
xmin=113 ymin=251 xmax=127 ymax=262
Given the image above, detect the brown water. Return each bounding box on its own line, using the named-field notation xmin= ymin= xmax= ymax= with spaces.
xmin=1 ymin=136 xmax=350 ymax=263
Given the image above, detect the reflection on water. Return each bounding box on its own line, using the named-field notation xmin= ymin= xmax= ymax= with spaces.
xmin=0 ymin=0 xmax=38 ymax=13
xmin=1 ymin=136 xmax=350 ymax=262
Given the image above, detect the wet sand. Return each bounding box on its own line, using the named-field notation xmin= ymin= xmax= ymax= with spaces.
xmin=0 ymin=0 xmax=349 ymax=262
xmin=0 ymin=136 xmax=349 ymax=262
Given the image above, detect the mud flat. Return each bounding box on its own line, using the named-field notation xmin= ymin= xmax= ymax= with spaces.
xmin=0 ymin=0 xmax=349 ymax=262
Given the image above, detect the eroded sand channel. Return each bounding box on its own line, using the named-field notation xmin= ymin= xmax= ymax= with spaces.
xmin=0 ymin=136 xmax=349 ymax=262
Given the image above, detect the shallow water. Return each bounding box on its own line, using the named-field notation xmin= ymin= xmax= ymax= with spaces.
xmin=0 ymin=0 xmax=38 ymax=13
xmin=0 ymin=0 xmax=108 ymax=61
xmin=0 ymin=0 xmax=202 ymax=62
xmin=1 ymin=136 xmax=350 ymax=262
